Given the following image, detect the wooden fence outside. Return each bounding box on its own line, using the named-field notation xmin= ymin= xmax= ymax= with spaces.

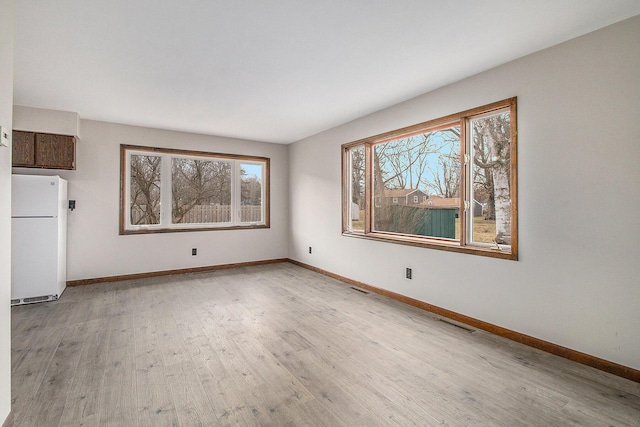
xmin=131 ymin=205 xmax=262 ymax=225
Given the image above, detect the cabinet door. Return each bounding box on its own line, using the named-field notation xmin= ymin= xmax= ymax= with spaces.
xmin=12 ymin=131 xmax=36 ymax=166
xmin=35 ymin=133 xmax=76 ymax=170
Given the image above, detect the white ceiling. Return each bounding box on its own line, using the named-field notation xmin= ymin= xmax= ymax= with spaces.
xmin=13 ymin=1 xmax=640 ymax=144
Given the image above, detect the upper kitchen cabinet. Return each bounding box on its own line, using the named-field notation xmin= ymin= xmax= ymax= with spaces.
xmin=12 ymin=130 xmax=76 ymax=170
xmin=12 ymin=130 xmax=36 ymax=167
xmin=12 ymin=106 xmax=80 ymax=170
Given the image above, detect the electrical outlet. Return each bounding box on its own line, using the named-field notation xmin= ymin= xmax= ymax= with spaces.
xmin=308 ymin=246 xmax=312 ymax=254
xmin=406 ymin=268 xmax=412 ymax=279
xmin=192 ymin=248 xmax=197 ymax=256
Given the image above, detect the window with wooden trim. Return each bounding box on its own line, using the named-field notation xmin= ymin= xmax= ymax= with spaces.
xmin=120 ymin=145 xmax=269 ymax=234
xmin=342 ymin=98 xmax=517 ymax=260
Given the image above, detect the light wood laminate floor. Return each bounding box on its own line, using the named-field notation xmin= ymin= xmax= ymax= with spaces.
xmin=11 ymin=263 xmax=640 ymax=426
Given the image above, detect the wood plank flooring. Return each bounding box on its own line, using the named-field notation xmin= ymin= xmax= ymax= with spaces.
xmin=11 ymin=263 xmax=640 ymax=426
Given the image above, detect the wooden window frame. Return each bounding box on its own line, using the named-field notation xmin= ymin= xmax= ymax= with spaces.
xmin=341 ymin=97 xmax=518 ymax=260
xmin=120 ymin=144 xmax=270 ymax=235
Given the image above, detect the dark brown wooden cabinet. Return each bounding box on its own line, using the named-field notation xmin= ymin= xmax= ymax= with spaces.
xmin=12 ymin=130 xmax=76 ymax=170
xmin=12 ymin=131 xmax=36 ymax=166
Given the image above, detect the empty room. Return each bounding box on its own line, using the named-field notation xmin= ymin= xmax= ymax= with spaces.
xmin=1 ymin=1 xmax=640 ymax=426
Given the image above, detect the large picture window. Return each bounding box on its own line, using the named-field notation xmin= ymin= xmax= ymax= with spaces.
xmin=342 ymin=98 xmax=517 ymax=260
xmin=121 ymin=145 xmax=269 ymax=234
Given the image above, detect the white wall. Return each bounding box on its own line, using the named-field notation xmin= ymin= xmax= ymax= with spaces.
xmin=289 ymin=16 xmax=640 ymax=370
xmin=15 ymin=119 xmax=289 ymax=281
xmin=0 ymin=0 xmax=14 ymax=422
xmin=13 ymin=105 xmax=80 ymax=137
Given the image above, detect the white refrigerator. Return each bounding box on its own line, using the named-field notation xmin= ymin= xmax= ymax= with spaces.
xmin=11 ymin=175 xmax=68 ymax=305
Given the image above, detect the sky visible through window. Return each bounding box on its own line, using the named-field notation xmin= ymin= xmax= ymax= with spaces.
xmin=375 ymin=127 xmax=460 ymax=198
xmin=241 ymin=163 xmax=262 ymax=181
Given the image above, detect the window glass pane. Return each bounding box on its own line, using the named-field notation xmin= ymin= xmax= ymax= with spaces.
xmin=240 ymin=163 xmax=263 ymax=223
xmin=470 ymin=110 xmax=511 ymax=247
xmin=130 ymin=154 xmax=161 ymax=225
xmin=373 ymin=127 xmax=460 ymax=240
xmin=349 ymin=146 xmax=365 ymax=231
xmin=171 ymin=158 xmax=232 ymax=224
